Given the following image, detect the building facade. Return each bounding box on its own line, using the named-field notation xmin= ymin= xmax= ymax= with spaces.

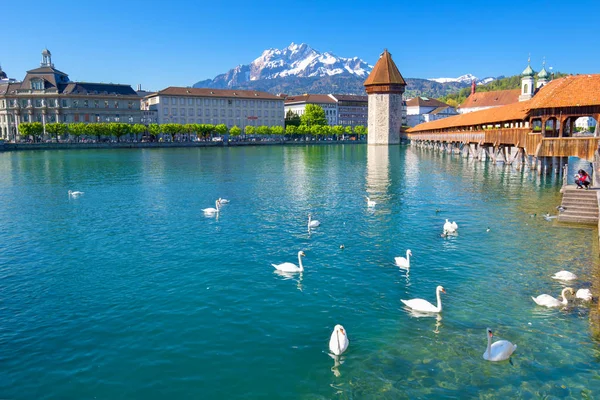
xmin=0 ymin=49 xmax=143 ymax=141
xmin=328 ymin=94 xmax=368 ymax=128
xmin=284 ymin=94 xmax=338 ymax=125
xmin=405 ymin=96 xmax=457 ymax=127
xmin=142 ymin=87 xmax=284 ymax=128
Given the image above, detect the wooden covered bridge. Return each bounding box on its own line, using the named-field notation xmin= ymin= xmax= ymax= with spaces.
xmin=405 ymin=74 xmax=600 ymax=173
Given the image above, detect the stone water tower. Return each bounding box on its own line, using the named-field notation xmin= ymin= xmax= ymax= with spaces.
xmin=364 ymin=49 xmax=406 ymax=145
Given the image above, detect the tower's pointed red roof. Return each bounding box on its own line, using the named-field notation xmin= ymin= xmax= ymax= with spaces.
xmin=364 ymin=49 xmax=406 ymax=87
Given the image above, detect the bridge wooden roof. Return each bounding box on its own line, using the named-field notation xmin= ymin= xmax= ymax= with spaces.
xmin=407 ymin=101 xmax=529 ymax=132
xmin=527 ymin=74 xmax=600 ymax=108
xmin=408 ymin=74 xmax=600 ymax=133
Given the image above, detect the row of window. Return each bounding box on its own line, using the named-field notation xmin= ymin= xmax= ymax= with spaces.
xmin=18 ymin=113 xmax=137 ymax=123
xmin=163 ymin=117 xmax=282 ymax=127
xmin=161 ymin=97 xmax=283 ymax=108
xmin=163 ymin=108 xmax=281 ymax=118
xmin=5 ymin=99 xmax=138 ymax=109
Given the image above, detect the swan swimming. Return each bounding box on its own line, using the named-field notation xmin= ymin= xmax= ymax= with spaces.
xmin=395 ymin=249 xmax=412 ymax=270
xmin=483 ymin=328 xmax=517 ymax=362
xmin=329 ymin=324 xmax=349 ymax=356
xmin=366 ymin=196 xmax=376 ymax=208
xmin=202 ymin=199 xmax=220 ymax=215
xmin=443 ymin=219 xmax=458 ymax=235
xmin=576 ymin=288 xmax=593 ymax=302
xmin=68 ymin=190 xmax=84 ymax=197
xmin=401 ymin=285 xmax=446 ymax=313
xmin=308 ymin=214 xmax=320 ymax=229
xmin=552 ymin=270 xmax=577 ymax=281
xmin=531 ymin=287 xmax=574 ymax=308
xmin=272 ymin=251 xmax=306 ymax=273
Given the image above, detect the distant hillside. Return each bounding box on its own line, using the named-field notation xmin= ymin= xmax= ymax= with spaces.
xmin=195 ymin=74 xmax=471 ymax=98
xmin=438 ymin=73 xmax=569 ymax=107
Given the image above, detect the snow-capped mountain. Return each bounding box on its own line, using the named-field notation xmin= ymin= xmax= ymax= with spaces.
xmin=194 ymin=43 xmax=373 ymax=88
xmin=428 ymin=74 xmax=496 ymax=85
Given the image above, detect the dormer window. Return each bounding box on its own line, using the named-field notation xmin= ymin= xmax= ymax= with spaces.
xmin=31 ymin=79 xmax=44 ymax=90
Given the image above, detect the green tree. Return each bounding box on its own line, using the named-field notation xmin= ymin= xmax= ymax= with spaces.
xmin=229 ymin=125 xmax=241 ymax=138
xmin=203 ymin=124 xmax=215 ymax=140
xmin=108 ymin=123 xmax=131 ymax=143
xmin=85 ymin=123 xmax=105 ymax=142
xmin=332 ymin=125 xmax=344 ymax=140
xmin=19 ymin=122 xmax=44 ymax=142
xmin=285 ymin=125 xmax=297 ymax=140
xmin=284 ymin=110 xmax=301 ymax=127
xmin=68 ymin=123 xmax=86 ymax=142
xmin=271 ymin=125 xmax=284 ymax=138
xmin=297 ymin=124 xmax=309 ymax=139
xmin=131 ymin=124 xmax=147 ymax=142
xmin=354 ymin=125 xmax=366 ymax=139
xmin=244 ymin=125 xmax=255 ymax=139
xmin=45 ymin=122 xmax=68 ymax=142
xmin=300 ymin=104 xmax=327 ymax=126
xmin=215 ymin=123 xmax=228 ymax=137
xmin=345 ymin=126 xmax=353 ymax=137
xmin=148 ymin=123 xmax=161 ymax=141
xmin=160 ymin=123 xmax=178 ymax=141
xmin=256 ymin=125 xmax=271 ymax=138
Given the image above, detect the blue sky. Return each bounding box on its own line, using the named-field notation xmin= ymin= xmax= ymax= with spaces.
xmin=2 ymin=0 xmax=599 ymax=90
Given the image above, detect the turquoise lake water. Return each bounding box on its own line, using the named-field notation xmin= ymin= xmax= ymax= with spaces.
xmin=0 ymin=145 xmax=599 ymax=399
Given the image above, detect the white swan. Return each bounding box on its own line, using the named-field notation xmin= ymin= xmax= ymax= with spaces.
xmin=272 ymin=251 xmax=305 ymax=273
xmin=308 ymin=214 xmax=320 ymax=229
xmin=443 ymin=219 xmax=458 ymax=234
xmin=395 ymin=249 xmax=412 ymax=270
xmin=576 ymin=288 xmax=593 ymax=302
xmin=552 ymin=270 xmax=578 ymax=281
xmin=366 ymin=196 xmax=376 ymax=208
xmin=68 ymin=190 xmax=84 ymax=197
xmin=531 ymin=287 xmax=574 ymax=308
xmin=202 ymin=199 xmax=220 ymax=215
xmin=483 ymin=328 xmax=517 ymax=362
xmin=218 ymin=197 xmax=229 ymax=204
xmin=401 ymin=285 xmax=446 ymax=313
xmin=329 ymin=324 xmax=349 ymax=356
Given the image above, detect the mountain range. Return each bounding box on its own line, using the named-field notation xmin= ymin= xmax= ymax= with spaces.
xmin=193 ymin=43 xmax=497 ymax=98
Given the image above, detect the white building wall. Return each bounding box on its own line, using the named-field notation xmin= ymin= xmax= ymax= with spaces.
xmin=575 ymin=117 xmax=597 ymax=130
xmin=150 ymin=95 xmax=284 ymax=129
xmin=284 ymin=103 xmax=338 ymax=125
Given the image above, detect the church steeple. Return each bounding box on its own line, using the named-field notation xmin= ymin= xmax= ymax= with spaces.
xmin=519 ymin=55 xmax=535 ymax=101
xmin=537 ymin=58 xmax=549 ymax=89
xmin=41 ymin=48 xmax=53 ymax=67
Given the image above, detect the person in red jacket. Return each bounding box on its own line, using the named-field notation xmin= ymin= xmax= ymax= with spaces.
xmin=576 ymin=169 xmax=591 ymax=189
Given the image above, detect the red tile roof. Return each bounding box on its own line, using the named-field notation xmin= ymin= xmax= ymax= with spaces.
xmin=284 ymin=94 xmax=336 ymax=104
xmin=406 ymin=97 xmax=449 ymax=108
xmin=458 ymin=89 xmax=520 ymax=110
xmin=363 ymin=49 xmax=406 ymax=86
xmin=407 ymin=101 xmax=529 ymax=132
xmin=150 ymin=87 xmax=282 ymax=100
xmin=527 ymin=74 xmax=600 ymax=108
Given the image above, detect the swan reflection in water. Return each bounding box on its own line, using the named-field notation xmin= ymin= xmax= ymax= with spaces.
xmin=405 ymin=309 xmax=443 ymax=334
xmin=273 ymin=270 xmax=303 ymax=292
xmin=329 ymin=353 xmax=344 ymax=377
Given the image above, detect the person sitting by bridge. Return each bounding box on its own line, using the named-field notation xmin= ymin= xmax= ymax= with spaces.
xmin=575 ymin=169 xmax=591 ymax=189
